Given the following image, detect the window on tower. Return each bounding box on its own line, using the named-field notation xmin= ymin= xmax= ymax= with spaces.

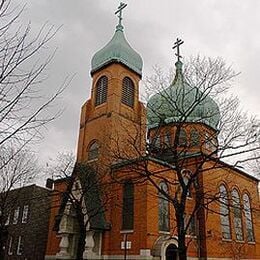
xmin=163 ymin=130 xmax=171 ymax=148
xmin=121 ymin=77 xmax=134 ymax=107
xmin=95 ymin=76 xmax=108 ymax=106
xmin=88 ymin=141 xmax=99 ymax=161
xmin=122 ymin=181 xmax=134 ymax=230
xmin=178 ymin=129 xmax=187 ymax=147
xmin=190 ymin=129 xmax=200 ymax=147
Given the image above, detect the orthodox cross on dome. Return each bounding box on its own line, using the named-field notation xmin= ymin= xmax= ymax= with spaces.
xmin=172 ymin=38 xmax=184 ymax=62
xmin=115 ymin=2 xmax=127 ymax=26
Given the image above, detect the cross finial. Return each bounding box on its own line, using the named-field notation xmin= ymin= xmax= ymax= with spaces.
xmin=172 ymin=38 xmax=184 ymax=62
xmin=115 ymin=2 xmax=127 ymax=26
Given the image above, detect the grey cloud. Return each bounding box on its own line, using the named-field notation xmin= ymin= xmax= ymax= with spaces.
xmin=14 ymin=0 xmax=260 ymax=164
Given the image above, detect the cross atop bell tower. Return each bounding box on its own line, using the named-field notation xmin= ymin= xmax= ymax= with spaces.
xmin=77 ymin=2 xmax=145 ymax=164
xmin=115 ymin=2 xmax=127 ymax=26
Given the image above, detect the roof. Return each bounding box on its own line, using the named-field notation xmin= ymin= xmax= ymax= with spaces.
xmin=91 ymin=24 xmax=143 ymax=76
xmin=147 ymin=61 xmax=220 ymax=130
xmin=111 ymin=154 xmax=259 ymax=183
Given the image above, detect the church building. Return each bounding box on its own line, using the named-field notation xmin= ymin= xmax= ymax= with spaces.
xmin=45 ymin=3 xmax=260 ymax=260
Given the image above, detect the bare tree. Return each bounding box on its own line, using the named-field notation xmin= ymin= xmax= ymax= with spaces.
xmin=0 ymin=0 xmax=70 ymax=256
xmin=0 ymin=0 xmax=69 ymax=152
xmin=111 ymin=56 xmax=260 ymax=260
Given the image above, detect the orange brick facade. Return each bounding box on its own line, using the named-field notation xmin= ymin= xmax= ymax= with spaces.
xmin=45 ymin=17 xmax=260 ymax=260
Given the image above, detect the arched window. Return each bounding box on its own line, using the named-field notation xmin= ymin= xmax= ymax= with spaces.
xmin=232 ymin=189 xmax=243 ymax=241
xmin=122 ymin=181 xmax=134 ymax=230
xmin=219 ymin=185 xmax=231 ymax=239
xmin=164 ymin=130 xmax=171 ymax=148
xmin=158 ymin=182 xmax=169 ymax=231
xmin=121 ymin=77 xmax=134 ymax=107
xmin=243 ymin=194 xmax=254 ymax=242
xmin=88 ymin=141 xmax=99 ymax=161
xmin=179 ymin=129 xmax=187 ymax=147
xmin=95 ymin=76 xmax=108 ymax=106
xmin=190 ymin=129 xmax=200 ymax=147
xmin=152 ymin=134 xmax=160 ymax=149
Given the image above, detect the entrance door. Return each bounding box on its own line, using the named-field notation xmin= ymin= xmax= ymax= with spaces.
xmin=165 ymin=244 xmax=178 ymax=260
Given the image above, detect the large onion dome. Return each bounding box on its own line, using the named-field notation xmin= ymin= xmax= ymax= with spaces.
xmin=91 ymin=24 xmax=143 ymax=76
xmin=147 ymin=61 xmax=220 ymax=130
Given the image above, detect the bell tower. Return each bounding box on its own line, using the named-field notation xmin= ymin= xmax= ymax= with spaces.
xmin=76 ymin=3 xmax=146 ymax=167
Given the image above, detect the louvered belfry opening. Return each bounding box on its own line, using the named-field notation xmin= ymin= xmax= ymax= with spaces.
xmin=121 ymin=77 xmax=134 ymax=107
xmin=95 ymin=76 xmax=108 ymax=106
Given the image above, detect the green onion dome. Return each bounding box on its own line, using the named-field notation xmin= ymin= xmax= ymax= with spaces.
xmin=147 ymin=61 xmax=220 ymax=130
xmin=91 ymin=24 xmax=143 ymax=76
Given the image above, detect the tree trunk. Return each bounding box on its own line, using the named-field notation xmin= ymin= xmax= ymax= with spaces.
xmin=178 ymin=248 xmax=187 ymax=260
xmin=178 ymin=237 xmax=187 ymax=260
xmin=75 ymin=207 xmax=86 ymax=260
xmin=176 ymin=209 xmax=187 ymax=260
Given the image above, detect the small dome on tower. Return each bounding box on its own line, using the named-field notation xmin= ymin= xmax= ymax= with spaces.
xmin=147 ymin=61 xmax=220 ymax=130
xmin=91 ymin=24 xmax=143 ymax=76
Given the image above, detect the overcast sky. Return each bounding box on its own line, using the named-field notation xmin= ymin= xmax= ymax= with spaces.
xmin=18 ymin=0 xmax=260 ymax=168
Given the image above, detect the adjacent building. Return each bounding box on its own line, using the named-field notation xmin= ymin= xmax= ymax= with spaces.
xmin=4 ymin=184 xmax=51 ymax=260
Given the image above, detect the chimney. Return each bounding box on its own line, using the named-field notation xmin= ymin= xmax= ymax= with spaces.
xmin=45 ymin=178 xmax=53 ymax=190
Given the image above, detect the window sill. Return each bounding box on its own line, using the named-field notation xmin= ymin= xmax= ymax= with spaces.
xmin=95 ymin=102 xmax=106 ymax=109
xmin=235 ymin=240 xmax=245 ymax=243
xmin=248 ymin=241 xmax=256 ymax=245
xmin=120 ymin=230 xmax=133 ymax=234
xmin=222 ymin=238 xmax=232 ymax=242
xmin=159 ymin=231 xmax=170 ymax=235
xmin=121 ymin=102 xmax=134 ymax=110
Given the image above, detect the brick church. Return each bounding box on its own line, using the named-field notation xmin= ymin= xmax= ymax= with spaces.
xmin=45 ymin=3 xmax=260 ymax=260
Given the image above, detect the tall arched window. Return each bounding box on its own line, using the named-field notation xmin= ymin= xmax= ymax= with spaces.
xmin=121 ymin=77 xmax=134 ymax=107
xmin=190 ymin=129 xmax=200 ymax=147
xmin=179 ymin=129 xmax=187 ymax=147
xmin=158 ymin=182 xmax=169 ymax=231
xmin=232 ymin=189 xmax=243 ymax=241
xmin=88 ymin=141 xmax=99 ymax=161
xmin=95 ymin=76 xmax=108 ymax=106
xmin=122 ymin=181 xmax=134 ymax=230
xmin=243 ymin=193 xmax=254 ymax=242
xmin=219 ymin=185 xmax=231 ymax=239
